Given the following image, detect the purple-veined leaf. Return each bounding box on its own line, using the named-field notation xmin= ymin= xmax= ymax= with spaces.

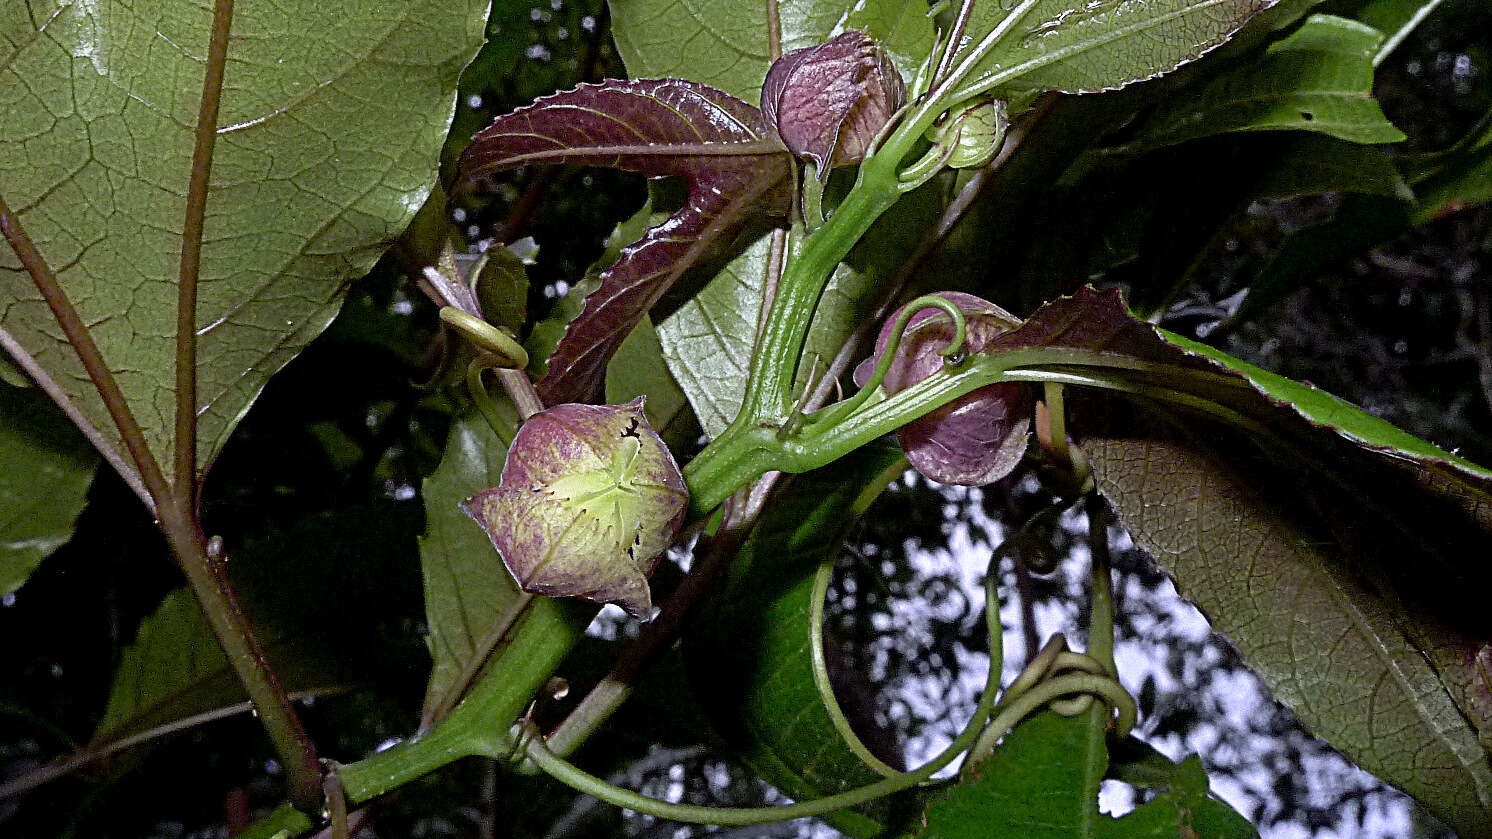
xmin=986 ymin=287 xmax=1492 ymax=836
xmin=459 ymin=79 xmax=793 ymax=405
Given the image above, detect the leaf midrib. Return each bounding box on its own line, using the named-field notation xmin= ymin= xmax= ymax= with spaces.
xmin=954 ymin=0 xmax=1245 ymax=99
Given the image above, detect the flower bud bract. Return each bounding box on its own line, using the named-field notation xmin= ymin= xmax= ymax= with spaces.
xmin=761 ymin=30 xmax=905 ymax=174
xmin=853 ymin=293 xmax=1031 ymax=486
xmin=462 ymin=399 xmax=688 ymax=619
xmin=927 ymin=99 xmax=1008 ymax=169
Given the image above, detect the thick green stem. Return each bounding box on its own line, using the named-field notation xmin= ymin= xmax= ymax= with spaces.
xmin=337 ymin=598 xmax=591 ymax=802
xmin=738 ymin=165 xmax=905 ymax=423
xmin=688 ymin=349 xmax=1166 ymax=518
xmin=682 ymin=425 xmax=782 ymax=518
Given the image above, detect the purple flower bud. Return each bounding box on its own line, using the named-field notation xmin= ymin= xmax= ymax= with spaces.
xmin=462 ymin=399 xmax=689 ymax=619
xmin=853 ymin=293 xmax=1031 ymax=486
xmin=761 ymin=30 xmax=906 ymax=174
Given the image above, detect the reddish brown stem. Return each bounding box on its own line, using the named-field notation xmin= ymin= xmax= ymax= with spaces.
xmin=175 ymin=0 xmax=235 ymax=500
xmin=0 ymin=196 xmax=166 ymax=515
xmin=0 ymin=0 xmax=323 ymax=812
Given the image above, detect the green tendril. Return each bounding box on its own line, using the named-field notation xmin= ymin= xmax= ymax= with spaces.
xmin=440 ymin=307 xmax=529 ymax=370
xmin=897 ymin=135 xmax=960 ymax=191
xmin=519 ymin=526 xmax=1013 ymax=827
xmin=465 ymin=363 xmax=516 ymax=446
xmin=962 ymin=631 xmax=1136 ymax=769
xmin=804 ymin=294 xmax=968 ymax=433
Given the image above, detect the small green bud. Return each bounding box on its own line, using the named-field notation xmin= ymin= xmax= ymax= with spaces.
xmin=927 ymin=99 xmax=1008 ymax=169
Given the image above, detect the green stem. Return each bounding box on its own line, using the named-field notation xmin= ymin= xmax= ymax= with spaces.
xmin=522 ymin=548 xmax=1010 ymax=827
xmin=466 ymin=364 xmax=517 ymax=447
xmin=806 ymin=293 xmax=968 ymax=434
xmin=969 ymin=672 xmax=1136 ymax=762
xmin=336 ymin=598 xmax=591 ymax=801
xmin=175 ymin=0 xmax=234 ymax=499
xmin=682 ymin=424 xmax=783 ymax=518
xmin=808 ymin=559 xmax=900 ymax=776
xmin=737 ymin=164 xmax=906 ymax=424
xmin=1042 ymin=382 xmax=1070 ymax=465
xmin=1086 ymin=494 xmax=1117 ymax=677
xmin=688 ymin=349 xmax=1169 ymax=518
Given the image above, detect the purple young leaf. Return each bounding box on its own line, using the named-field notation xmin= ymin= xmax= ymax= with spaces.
xmin=761 ymin=30 xmax=905 ymax=174
xmin=459 ymin=79 xmax=793 ymax=405
xmin=461 ymin=399 xmax=688 ymax=619
xmin=854 ymin=292 xmax=1031 ymax=486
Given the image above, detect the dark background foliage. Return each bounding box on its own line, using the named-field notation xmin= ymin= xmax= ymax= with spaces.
xmin=1 ymin=1 xmax=1488 ymax=837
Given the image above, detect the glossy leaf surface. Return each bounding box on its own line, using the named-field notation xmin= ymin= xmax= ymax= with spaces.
xmin=951 ymin=0 xmax=1273 ymax=99
xmin=459 ymin=79 xmax=793 ymax=404
xmin=0 ymin=0 xmax=487 ymax=481
xmin=1134 ymin=15 xmax=1406 ymax=148
xmin=0 ymin=383 xmax=95 ymax=596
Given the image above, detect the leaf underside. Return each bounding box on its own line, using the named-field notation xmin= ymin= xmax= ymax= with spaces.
xmin=458 ymin=79 xmax=793 ymax=405
xmin=0 ymin=0 xmax=486 ymax=483
xmin=989 ymin=288 xmax=1492 ymax=836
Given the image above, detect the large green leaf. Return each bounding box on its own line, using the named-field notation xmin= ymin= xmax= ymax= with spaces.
xmin=989 ymin=288 xmax=1492 ymax=836
xmin=685 ymin=443 xmax=907 ymax=837
xmin=1133 ymin=15 xmax=1406 ymax=148
xmin=93 ymin=588 xmax=336 ymax=744
xmin=1079 ymin=416 xmax=1491 ymax=837
xmin=951 ymin=0 xmax=1271 ymax=100
xmin=0 ymin=382 xmax=95 ymax=596
xmin=608 ymin=0 xmax=933 ymax=101
xmin=655 ymin=233 xmax=770 ymax=437
xmin=418 ymin=407 xmax=522 ymax=722
xmin=916 ymin=712 xmax=1256 ymax=838
xmin=0 ymin=0 xmax=487 ymax=485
